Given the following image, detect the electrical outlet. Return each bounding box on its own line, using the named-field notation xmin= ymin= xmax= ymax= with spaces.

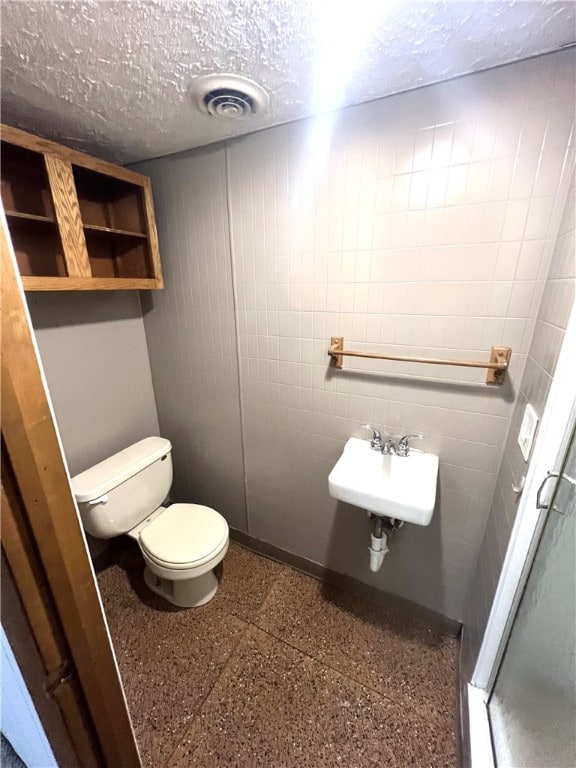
xmin=518 ymin=403 xmax=539 ymax=462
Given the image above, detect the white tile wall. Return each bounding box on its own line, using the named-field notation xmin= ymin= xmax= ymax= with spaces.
xmin=138 ymin=50 xmax=574 ymax=621
xmin=463 ymin=162 xmax=575 ymax=672
xmin=227 ymin=50 xmax=575 ymax=619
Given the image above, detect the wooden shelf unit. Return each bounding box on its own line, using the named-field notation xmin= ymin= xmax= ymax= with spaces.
xmin=1 ymin=124 xmax=163 ymax=291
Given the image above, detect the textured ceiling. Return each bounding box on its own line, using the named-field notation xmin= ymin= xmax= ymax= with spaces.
xmin=1 ymin=0 xmax=575 ymax=164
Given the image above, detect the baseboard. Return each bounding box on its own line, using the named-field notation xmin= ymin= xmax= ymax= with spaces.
xmin=94 ymin=527 xmax=462 ymax=637
xmin=230 ymin=528 xmax=461 ymax=637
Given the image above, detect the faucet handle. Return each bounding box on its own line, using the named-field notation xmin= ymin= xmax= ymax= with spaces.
xmin=362 ymin=424 xmax=385 ymax=451
xmin=397 ymin=433 xmax=424 ymax=456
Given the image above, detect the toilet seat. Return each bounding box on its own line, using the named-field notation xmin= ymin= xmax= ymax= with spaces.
xmin=139 ymin=503 xmax=228 ymax=570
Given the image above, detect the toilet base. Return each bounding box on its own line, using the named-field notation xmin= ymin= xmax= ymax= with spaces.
xmin=143 ymin=566 xmax=219 ymax=607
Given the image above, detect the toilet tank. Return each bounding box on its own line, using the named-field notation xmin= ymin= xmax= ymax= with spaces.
xmin=71 ymin=437 xmax=173 ymax=539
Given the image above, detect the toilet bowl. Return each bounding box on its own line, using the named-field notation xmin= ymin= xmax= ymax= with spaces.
xmin=130 ymin=503 xmax=229 ymax=607
xmin=71 ymin=437 xmax=229 ymax=608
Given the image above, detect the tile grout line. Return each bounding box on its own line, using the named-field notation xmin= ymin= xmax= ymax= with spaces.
xmin=161 ymin=615 xmax=253 ymax=768
xmin=238 ymin=552 xmax=457 ymax=715
xmin=245 ymin=617 xmax=451 ymax=718
xmin=160 ymin=615 xmax=408 ymax=768
xmin=161 ymin=559 xmax=286 ymax=768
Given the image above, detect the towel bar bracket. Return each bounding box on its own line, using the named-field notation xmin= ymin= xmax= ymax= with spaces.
xmin=486 ymin=346 xmax=512 ymax=385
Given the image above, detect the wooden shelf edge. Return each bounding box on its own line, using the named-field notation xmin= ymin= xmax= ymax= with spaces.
xmin=1 ymin=124 xmax=146 ymax=186
xmin=21 ymin=276 xmax=162 ymax=291
xmin=5 ymin=210 xmax=56 ymax=224
xmin=83 ymin=223 xmax=147 ymax=238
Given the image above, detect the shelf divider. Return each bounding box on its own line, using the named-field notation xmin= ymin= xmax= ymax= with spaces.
xmin=44 ymin=155 xmax=91 ymax=278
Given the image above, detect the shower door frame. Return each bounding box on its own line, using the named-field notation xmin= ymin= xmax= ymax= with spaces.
xmin=467 ymin=299 xmax=576 ymax=767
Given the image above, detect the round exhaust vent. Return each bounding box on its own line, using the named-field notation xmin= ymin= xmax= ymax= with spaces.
xmin=189 ymin=74 xmax=269 ymax=120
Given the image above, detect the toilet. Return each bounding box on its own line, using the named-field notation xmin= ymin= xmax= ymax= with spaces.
xmin=71 ymin=437 xmax=229 ymax=607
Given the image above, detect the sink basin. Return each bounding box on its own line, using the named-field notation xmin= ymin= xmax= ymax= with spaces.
xmin=328 ymin=438 xmax=439 ymax=525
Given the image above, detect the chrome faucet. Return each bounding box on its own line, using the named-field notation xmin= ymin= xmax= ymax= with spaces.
xmin=362 ymin=424 xmax=385 ymax=452
xmin=362 ymin=425 xmax=424 ymax=456
xmin=362 ymin=424 xmax=396 ymax=454
xmin=381 ymin=438 xmax=396 ymax=455
xmin=396 ymin=434 xmax=424 ymax=457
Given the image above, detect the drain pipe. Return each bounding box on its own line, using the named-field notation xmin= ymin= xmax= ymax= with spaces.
xmin=368 ymin=515 xmax=404 ymax=572
xmin=369 ymin=515 xmax=389 ymax=572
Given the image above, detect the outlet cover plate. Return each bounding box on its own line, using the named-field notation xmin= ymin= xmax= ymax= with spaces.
xmin=518 ymin=403 xmax=539 ymax=461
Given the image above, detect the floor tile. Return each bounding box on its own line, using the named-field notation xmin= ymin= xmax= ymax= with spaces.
xmin=97 ymin=540 xmax=283 ymax=625
xmin=255 ymin=568 xmax=458 ymax=712
xmin=210 ymin=541 xmax=285 ymax=622
xmin=98 ymin=541 xmax=459 ymax=767
xmin=127 ymin=612 xmax=247 ymax=767
xmin=167 ymin=625 xmax=458 ymax=768
xmin=97 ymin=543 xmax=249 ymax=767
xmin=97 ymin=540 xmax=158 ymax=618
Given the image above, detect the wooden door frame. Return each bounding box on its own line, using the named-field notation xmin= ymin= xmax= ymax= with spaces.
xmin=1 ymin=207 xmax=141 ymax=767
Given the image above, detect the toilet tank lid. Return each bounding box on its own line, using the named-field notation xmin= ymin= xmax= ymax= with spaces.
xmin=71 ymin=437 xmax=172 ymax=503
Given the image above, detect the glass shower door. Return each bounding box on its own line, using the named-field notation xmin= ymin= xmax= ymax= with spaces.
xmin=488 ymin=420 xmax=576 ymax=767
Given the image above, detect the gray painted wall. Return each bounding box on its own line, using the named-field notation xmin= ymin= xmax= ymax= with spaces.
xmin=462 ymin=165 xmax=575 ymax=677
xmin=136 ymin=52 xmax=574 ymax=621
xmin=27 ymin=291 xmax=160 ymax=477
xmin=135 ymin=147 xmax=247 ymax=532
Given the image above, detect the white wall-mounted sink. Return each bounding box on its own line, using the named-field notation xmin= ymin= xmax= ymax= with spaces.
xmin=328 ymin=437 xmax=439 ymax=525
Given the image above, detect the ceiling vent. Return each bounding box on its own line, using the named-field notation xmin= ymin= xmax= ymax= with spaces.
xmin=189 ymin=74 xmax=269 ymax=120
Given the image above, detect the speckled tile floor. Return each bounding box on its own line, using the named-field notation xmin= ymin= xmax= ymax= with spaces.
xmin=97 ymin=540 xmax=459 ymax=768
